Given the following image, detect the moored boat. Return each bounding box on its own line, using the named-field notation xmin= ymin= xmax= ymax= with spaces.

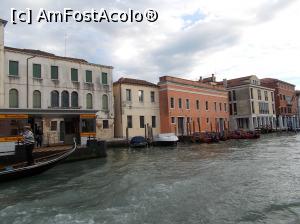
xmin=130 ymin=136 xmax=148 ymax=148
xmin=153 ymin=133 xmax=178 ymax=146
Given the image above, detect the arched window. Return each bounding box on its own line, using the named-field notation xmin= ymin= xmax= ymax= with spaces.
xmin=71 ymin=91 xmax=78 ymax=108
xmin=51 ymin=90 xmax=59 ymax=107
xmin=33 ymin=90 xmax=41 ymax=108
xmin=86 ymin=93 xmax=93 ymax=109
xmin=61 ymin=91 xmax=69 ymax=108
xmin=102 ymin=94 xmax=108 ymax=110
xmin=9 ymin=89 xmax=19 ymax=108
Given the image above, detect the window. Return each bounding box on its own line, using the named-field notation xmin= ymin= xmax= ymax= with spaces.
xmin=33 ymin=64 xmax=41 ymax=78
xmin=103 ymin=120 xmax=109 ymax=129
xmin=51 ymin=91 xmax=59 ymax=107
xmin=9 ymin=61 xmax=18 ymax=76
xmin=186 ymin=99 xmax=190 ymax=109
xmin=271 ymin=92 xmax=274 ymax=102
xmin=232 ymin=90 xmax=236 ymax=101
xmin=233 ymin=103 xmax=237 ymax=115
xmin=71 ymin=68 xmax=78 ymax=82
xmin=219 ymin=103 xmax=222 ymax=111
xmin=9 ymin=89 xmax=19 ymax=108
xmin=61 ymin=91 xmax=69 ymax=108
xmin=228 ymin=92 xmax=232 ymax=101
xmin=224 ymin=103 xmax=227 ymax=112
xmin=170 ymin=97 xmax=175 ymax=109
xmin=86 ymin=93 xmax=93 ymax=109
xmin=252 ymin=102 xmax=255 ymax=114
xmin=138 ymin=90 xmax=144 ymax=102
xmin=196 ymin=100 xmax=200 ymax=110
xmin=229 ymin=103 xmax=233 ymax=115
xmin=264 ymin=91 xmax=268 ymax=101
xmin=206 ymin=101 xmax=209 ymax=110
xmin=152 ymin=116 xmax=156 ymax=128
xmin=50 ymin=121 xmax=57 ymax=131
xmin=258 ymin=90 xmax=262 ymax=100
xmin=126 ymin=89 xmax=132 ymax=101
xmin=250 ymin=88 xmax=253 ymax=99
xmin=140 ymin=116 xmax=145 ymax=128
xmin=102 ymin=72 xmax=108 ymax=84
xmin=33 ymin=90 xmax=41 ymax=108
xmin=51 ymin=66 xmax=58 ymax=80
xmin=127 ymin=116 xmax=132 ymax=128
xmin=102 ymin=94 xmax=108 ymax=110
xmin=71 ymin=91 xmax=78 ymax=108
xmin=81 ymin=119 xmax=96 ymax=133
xmin=179 ymin=98 xmax=182 ymax=109
xmin=171 ymin=117 xmax=175 ymax=124
xmin=214 ymin=102 xmax=217 ymax=111
xmin=86 ymin=70 xmax=92 ymax=83
xmin=151 ymin=91 xmax=155 ymax=103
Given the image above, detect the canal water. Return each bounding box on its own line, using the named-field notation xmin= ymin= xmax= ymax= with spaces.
xmin=1 ymin=133 xmax=300 ymax=224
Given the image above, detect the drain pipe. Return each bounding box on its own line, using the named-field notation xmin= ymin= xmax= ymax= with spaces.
xmin=26 ymin=56 xmax=36 ymax=108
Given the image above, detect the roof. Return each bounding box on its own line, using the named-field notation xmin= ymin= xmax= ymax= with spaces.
xmin=114 ymin=77 xmax=158 ymax=87
xmin=0 ymin=19 xmax=8 ymax=26
xmin=159 ymin=76 xmax=227 ymax=91
xmin=225 ymin=75 xmax=255 ymax=87
xmin=4 ymin=46 xmax=113 ymax=69
xmin=260 ymin=78 xmax=295 ymax=87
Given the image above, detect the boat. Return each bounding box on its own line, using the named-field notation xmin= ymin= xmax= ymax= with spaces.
xmin=153 ymin=133 xmax=178 ymax=146
xmin=130 ymin=136 xmax=148 ymax=148
xmin=201 ymin=132 xmax=219 ymax=144
xmin=0 ymin=140 xmax=77 ymax=182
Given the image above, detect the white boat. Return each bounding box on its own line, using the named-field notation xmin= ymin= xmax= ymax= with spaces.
xmin=153 ymin=133 xmax=178 ymax=146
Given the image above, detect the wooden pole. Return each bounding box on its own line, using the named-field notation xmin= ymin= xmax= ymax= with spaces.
xmin=126 ymin=127 xmax=129 ymax=140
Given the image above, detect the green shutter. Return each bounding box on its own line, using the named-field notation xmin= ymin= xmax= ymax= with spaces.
xmin=33 ymin=64 xmax=41 ymax=78
xmin=71 ymin=68 xmax=78 ymax=81
xmin=102 ymin=72 xmax=108 ymax=84
xmin=86 ymin=70 xmax=92 ymax=83
xmin=9 ymin=61 xmax=19 ymax=76
xmin=51 ymin=66 xmax=58 ymax=80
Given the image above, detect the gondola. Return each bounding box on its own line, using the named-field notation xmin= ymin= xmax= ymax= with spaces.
xmin=0 ymin=140 xmax=77 ymax=182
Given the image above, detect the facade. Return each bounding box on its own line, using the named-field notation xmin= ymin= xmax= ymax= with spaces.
xmin=0 ymin=19 xmax=114 ymax=145
xmin=297 ymin=91 xmax=300 ymax=120
xmin=224 ymin=75 xmax=276 ymax=131
xmin=159 ymin=75 xmax=229 ymax=135
xmin=261 ymin=78 xmax=299 ymax=130
xmin=113 ymin=78 xmax=160 ymax=138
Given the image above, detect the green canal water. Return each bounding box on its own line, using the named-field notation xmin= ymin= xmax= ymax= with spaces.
xmin=1 ymin=133 xmax=300 ymax=224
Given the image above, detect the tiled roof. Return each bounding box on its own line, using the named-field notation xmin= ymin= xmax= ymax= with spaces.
xmin=114 ymin=77 xmax=158 ymax=87
xmin=4 ymin=46 xmax=113 ymax=68
xmin=0 ymin=19 xmax=7 ymax=26
xmin=261 ymin=78 xmax=295 ymax=87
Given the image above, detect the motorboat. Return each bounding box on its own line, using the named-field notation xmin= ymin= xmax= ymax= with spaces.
xmin=130 ymin=136 xmax=148 ymax=148
xmin=153 ymin=133 xmax=178 ymax=146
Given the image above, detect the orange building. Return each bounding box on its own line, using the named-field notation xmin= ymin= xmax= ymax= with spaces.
xmin=158 ymin=75 xmax=229 ymax=136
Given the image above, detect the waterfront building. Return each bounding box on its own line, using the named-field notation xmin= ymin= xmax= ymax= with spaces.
xmin=297 ymin=91 xmax=300 ymax=123
xmin=223 ymin=75 xmax=276 ymax=131
xmin=158 ymin=75 xmax=229 ymax=135
xmin=261 ymin=78 xmax=299 ymax=130
xmin=0 ymin=19 xmax=114 ymax=145
xmin=113 ymin=77 xmax=160 ymax=138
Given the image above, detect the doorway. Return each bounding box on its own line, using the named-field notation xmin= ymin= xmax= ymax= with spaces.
xmin=178 ymin=117 xmax=184 ymax=136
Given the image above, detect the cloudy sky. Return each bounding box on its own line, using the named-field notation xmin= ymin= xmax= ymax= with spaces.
xmin=1 ymin=0 xmax=300 ymax=88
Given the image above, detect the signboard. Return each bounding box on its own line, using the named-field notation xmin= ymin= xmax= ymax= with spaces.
xmin=0 ymin=114 xmax=28 ymax=119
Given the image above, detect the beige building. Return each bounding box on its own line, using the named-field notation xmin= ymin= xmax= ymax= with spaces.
xmin=113 ymin=78 xmax=160 ymax=138
xmin=223 ymin=75 xmax=276 ymax=131
xmin=0 ymin=19 xmax=114 ymax=145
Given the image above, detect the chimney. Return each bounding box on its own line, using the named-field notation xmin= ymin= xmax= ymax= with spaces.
xmin=223 ymin=79 xmax=228 ymax=88
xmin=0 ymin=19 xmax=7 ymax=108
xmin=211 ymin=73 xmax=216 ymax=82
xmin=199 ymin=76 xmax=203 ymax=82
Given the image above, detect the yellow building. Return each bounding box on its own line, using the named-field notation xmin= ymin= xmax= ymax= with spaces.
xmin=113 ymin=78 xmax=160 ymax=139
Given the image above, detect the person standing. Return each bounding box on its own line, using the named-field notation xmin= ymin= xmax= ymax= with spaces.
xmin=22 ymin=125 xmax=35 ymax=166
xmin=36 ymin=127 xmax=43 ymax=148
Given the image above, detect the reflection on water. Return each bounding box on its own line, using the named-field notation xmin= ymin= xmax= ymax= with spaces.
xmin=1 ymin=133 xmax=300 ymax=224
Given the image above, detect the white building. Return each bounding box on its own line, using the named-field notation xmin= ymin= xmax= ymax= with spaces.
xmin=113 ymin=78 xmax=160 ymax=139
xmin=0 ymin=19 xmax=114 ymax=145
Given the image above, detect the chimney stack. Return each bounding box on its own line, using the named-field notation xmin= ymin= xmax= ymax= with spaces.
xmin=223 ymin=78 xmax=228 ymax=88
